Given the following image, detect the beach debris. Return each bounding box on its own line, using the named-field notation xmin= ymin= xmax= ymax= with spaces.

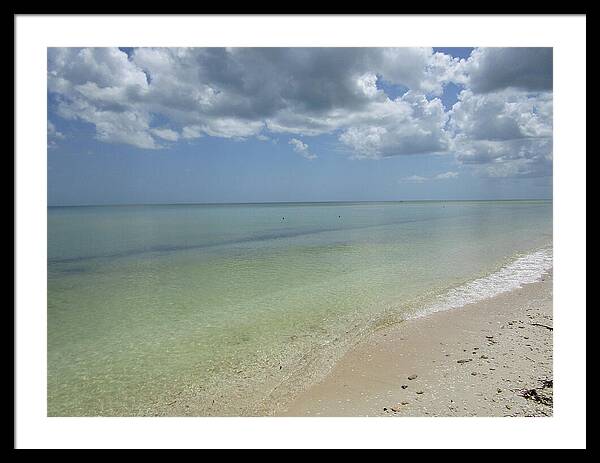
xmin=389 ymin=402 xmax=409 ymax=412
xmin=471 ymin=372 xmax=478 ymax=376
xmin=485 ymin=335 xmax=494 ymax=339
xmin=530 ymin=322 xmax=553 ymax=331
xmin=541 ymin=379 xmax=553 ymax=388
xmin=408 ymin=374 xmax=418 ymax=380
xmin=520 ymin=388 xmax=552 ymax=406
xmin=416 ymin=391 xmax=424 ymax=394
xmin=480 ymin=355 xmax=489 ymax=359
xmin=457 ymin=359 xmax=472 ymax=364
xmin=401 ymin=385 xmax=408 ymax=389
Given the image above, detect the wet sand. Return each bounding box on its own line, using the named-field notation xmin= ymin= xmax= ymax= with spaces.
xmin=280 ymin=269 xmax=553 ymax=417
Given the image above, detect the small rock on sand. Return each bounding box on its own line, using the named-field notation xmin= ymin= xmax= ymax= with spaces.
xmin=408 ymin=374 xmax=418 ymax=380
xmin=401 ymin=385 xmax=408 ymax=389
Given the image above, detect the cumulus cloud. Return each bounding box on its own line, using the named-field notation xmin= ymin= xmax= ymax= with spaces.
xmin=47 ymin=47 xmax=457 ymax=150
xmin=450 ymin=89 xmax=552 ymax=141
xmin=339 ymin=92 xmax=450 ymax=158
xmin=463 ymin=47 xmax=553 ymax=93
xmin=448 ymin=84 xmax=552 ymax=178
xmin=151 ymin=128 xmax=179 ymax=142
xmin=181 ymin=126 xmax=203 ymax=140
xmin=456 ymin=138 xmax=552 ymax=178
xmin=47 ymin=47 xmax=552 ymax=178
xmin=289 ymin=138 xmax=317 ymax=160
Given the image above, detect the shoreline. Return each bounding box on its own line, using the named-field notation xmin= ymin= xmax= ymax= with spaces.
xmin=278 ymin=269 xmax=553 ymax=417
xmin=47 ymin=247 xmax=553 ymax=417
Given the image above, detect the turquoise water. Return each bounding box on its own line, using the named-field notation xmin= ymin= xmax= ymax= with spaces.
xmin=47 ymin=201 xmax=552 ymax=416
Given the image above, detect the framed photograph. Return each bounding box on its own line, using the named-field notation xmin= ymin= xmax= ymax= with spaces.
xmin=15 ymin=14 xmax=586 ymax=449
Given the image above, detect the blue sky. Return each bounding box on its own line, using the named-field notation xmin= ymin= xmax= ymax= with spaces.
xmin=48 ymin=47 xmax=553 ymax=205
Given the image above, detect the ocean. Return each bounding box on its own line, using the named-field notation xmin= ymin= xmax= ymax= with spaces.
xmin=47 ymin=200 xmax=552 ymax=416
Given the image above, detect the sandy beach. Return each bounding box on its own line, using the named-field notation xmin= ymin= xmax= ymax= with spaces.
xmin=279 ymin=269 xmax=553 ymax=417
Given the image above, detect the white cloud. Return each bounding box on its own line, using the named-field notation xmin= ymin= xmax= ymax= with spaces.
xmin=201 ymin=119 xmax=265 ymax=139
xmin=450 ymin=89 xmax=552 ymax=141
xmin=47 ymin=47 xmax=552 ymax=178
xmin=47 ymin=120 xmax=65 ymax=149
xmin=378 ymin=47 xmax=465 ymax=95
xmin=289 ymin=138 xmax=317 ymax=160
xmin=47 ymin=47 xmax=459 ymax=152
xmin=455 ymin=138 xmax=552 ymax=178
xmin=449 ymin=86 xmax=552 ymax=178
xmin=56 ymin=97 xmax=160 ymax=149
xmin=400 ymin=171 xmax=460 ymax=183
xmin=47 ymin=121 xmax=65 ymax=140
xmin=338 ymin=92 xmax=450 ymax=158
xmin=181 ymin=125 xmax=203 ymax=140
xmin=435 ymin=171 xmax=459 ymax=180
xmin=151 ymin=128 xmax=179 ymax=142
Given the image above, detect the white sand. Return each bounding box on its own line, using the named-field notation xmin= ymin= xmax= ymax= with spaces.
xmin=279 ymin=270 xmax=553 ymax=417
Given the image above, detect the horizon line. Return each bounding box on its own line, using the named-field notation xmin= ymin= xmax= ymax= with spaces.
xmin=48 ymin=198 xmax=553 ymax=208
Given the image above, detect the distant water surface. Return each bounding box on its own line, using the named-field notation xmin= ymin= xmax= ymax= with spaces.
xmin=47 ymin=200 xmax=552 ymax=416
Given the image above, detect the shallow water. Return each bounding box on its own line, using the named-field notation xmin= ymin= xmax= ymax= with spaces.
xmin=47 ymin=200 xmax=552 ymax=416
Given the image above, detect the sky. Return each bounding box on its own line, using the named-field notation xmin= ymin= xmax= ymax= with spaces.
xmin=47 ymin=47 xmax=553 ymax=206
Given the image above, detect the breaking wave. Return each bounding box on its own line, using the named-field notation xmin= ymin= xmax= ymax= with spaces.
xmin=413 ymin=247 xmax=552 ymax=319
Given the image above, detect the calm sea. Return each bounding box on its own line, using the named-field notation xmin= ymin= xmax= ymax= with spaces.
xmin=47 ymin=200 xmax=552 ymax=416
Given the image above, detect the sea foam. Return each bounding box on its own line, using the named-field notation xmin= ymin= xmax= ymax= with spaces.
xmin=413 ymin=247 xmax=553 ymax=319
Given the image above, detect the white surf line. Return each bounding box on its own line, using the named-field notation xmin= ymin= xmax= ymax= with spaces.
xmin=412 ymin=247 xmax=553 ymax=319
